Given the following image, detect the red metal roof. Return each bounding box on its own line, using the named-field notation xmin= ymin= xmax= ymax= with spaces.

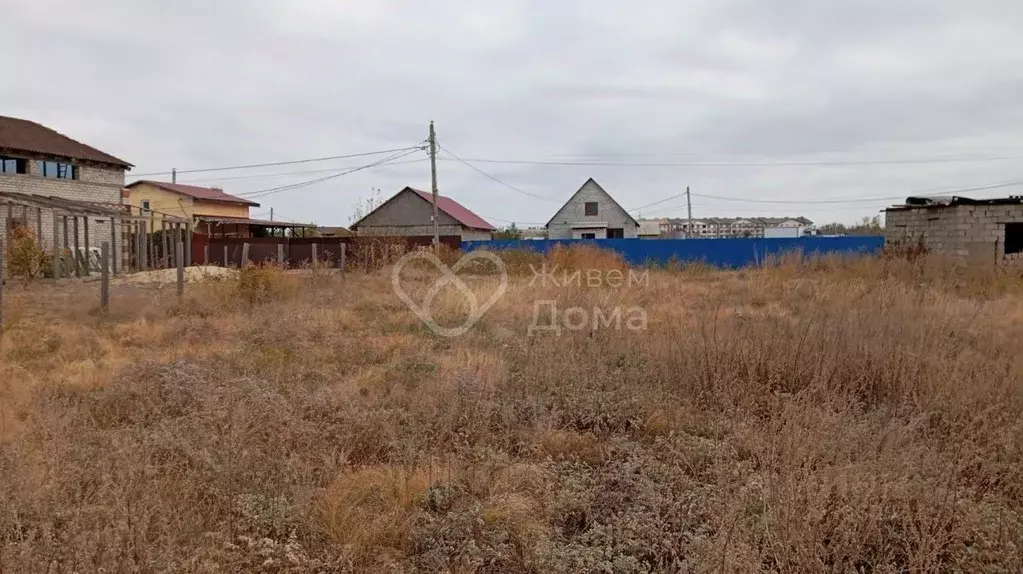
xmin=0 ymin=115 xmax=132 ymax=167
xmin=127 ymin=180 xmax=260 ymax=207
xmin=193 ymin=214 xmax=310 ymax=226
xmin=409 ymin=188 xmax=495 ymax=230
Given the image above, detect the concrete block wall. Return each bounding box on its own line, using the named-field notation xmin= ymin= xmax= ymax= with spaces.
xmin=0 ymin=158 xmax=127 ymax=270
xmin=356 ymin=224 xmax=492 ymax=241
xmin=885 ymin=204 xmax=1023 ymax=266
xmin=547 ymin=179 xmax=639 ymax=239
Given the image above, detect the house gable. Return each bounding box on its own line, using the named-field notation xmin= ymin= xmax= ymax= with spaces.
xmin=351 ymin=187 xmax=461 ymax=230
xmin=545 ymin=178 xmax=639 ymax=240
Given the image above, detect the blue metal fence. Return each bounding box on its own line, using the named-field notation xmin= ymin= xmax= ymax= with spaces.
xmin=461 ymin=237 xmax=886 ymax=268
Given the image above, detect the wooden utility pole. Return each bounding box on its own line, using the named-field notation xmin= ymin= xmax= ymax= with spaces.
xmin=686 ymin=186 xmax=694 ymax=240
xmin=270 ymin=207 xmax=274 ymax=222
xmin=429 ymin=121 xmax=439 ymax=251
xmin=171 ymin=168 xmax=177 ymax=184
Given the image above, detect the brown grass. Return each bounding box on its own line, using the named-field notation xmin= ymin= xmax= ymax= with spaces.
xmin=0 ymin=247 xmax=1021 ymax=572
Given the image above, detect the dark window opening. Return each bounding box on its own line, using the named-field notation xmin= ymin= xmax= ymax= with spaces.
xmin=38 ymin=160 xmax=78 ymax=179
xmin=0 ymin=157 xmax=27 ymax=174
xmin=1006 ymin=223 xmax=1023 ymax=255
xmin=607 ymin=228 xmax=624 ymax=239
xmin=581 ymin=232 xmax=596 ymax=239
xmin=584 ymin=202 xmax=598 ymax=216
xmin=142 ymin=200 xmax=151 ymax=213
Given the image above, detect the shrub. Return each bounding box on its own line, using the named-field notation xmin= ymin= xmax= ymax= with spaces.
xmin=235 ymin=262 xmax=298 ymax=304
xmin=4 ymin=226 xmax=51 ymax=279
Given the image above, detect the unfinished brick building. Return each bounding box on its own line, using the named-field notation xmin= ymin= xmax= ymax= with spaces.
xmin=884 ymin=196 xmax=1023 ymax=265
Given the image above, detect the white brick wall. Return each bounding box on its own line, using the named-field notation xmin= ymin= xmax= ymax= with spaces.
xmin=0 ymin=156 xmax=127 ymax=269
xmin=357 ymin=224 xmax=491 ymax=241
xmin=884 ymin=204 xmax=1023 ymax=266
xmin=547 ymin=179 xmax=639 ymax=239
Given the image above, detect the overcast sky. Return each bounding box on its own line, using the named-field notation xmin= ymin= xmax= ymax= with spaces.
xmin=3 ymin=1 xmax=1023 ymax=227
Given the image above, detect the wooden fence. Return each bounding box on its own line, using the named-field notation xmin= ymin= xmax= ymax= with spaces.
xmin=192 ymin=235 xmax=462 ymax=268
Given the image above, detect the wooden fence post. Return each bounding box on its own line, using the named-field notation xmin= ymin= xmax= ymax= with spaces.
xmin=52 ymin=211 xmax=61 ymax=279
xmin=176 ymin=241 xmax=184 ymax=297
xmin=35 ymin=207 xmax=42 ymax=242
xmin=223 ymin=245 xmax=228 ymax=267
xmin=72 ymin=217 xmax=81 ymax=277
xmin=100 ymin=242 xmax=110 ymax=314
xmin=241 ymin=243 xmax=250 ymax=266
xmin=311 ymin=243 xmax=318 ymax=270
xmin=277 ymin=243 xmax=284 ymax=266
xmin=161 ymin=220 xmax=168 ymax=268
xmin=136 ymin=222 xmax=143 ymax=272
xmin=62 ymin=216 xmax=69 ymax=276
xmin=140 ymin=220 xmax=148 ymax=271
xmin=186 ymin=222 xmax=193 ymax=267
xmin=83 ymin=216 xmax=91 ymax=276
xmin=110 ymin=218 xmax=118 ymax=275
xmin=0 ymin=244 xmax=4 ymax=341
xmin=340 ymin=242 xmax=347 ymax=272
xmin=203 ymin=244 xmax=209 ymax=266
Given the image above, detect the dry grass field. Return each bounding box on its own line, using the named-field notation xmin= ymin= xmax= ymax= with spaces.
xmin=1 ymin=247 xmax=1022 ymax=573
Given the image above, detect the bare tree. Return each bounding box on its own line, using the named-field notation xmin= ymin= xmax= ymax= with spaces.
xmin=350 ymin=187 xmax=384 ymax=225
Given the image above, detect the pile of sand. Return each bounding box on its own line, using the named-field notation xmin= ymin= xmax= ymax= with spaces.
xmin=114 ymin=266 xmax=238 ymax=286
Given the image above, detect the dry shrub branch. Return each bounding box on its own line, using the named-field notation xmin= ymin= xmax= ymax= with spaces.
xmin=0 ymin=247 xmax=1020 ymax=572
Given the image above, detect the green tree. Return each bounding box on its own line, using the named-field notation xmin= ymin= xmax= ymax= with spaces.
xmin=818 ymin=215 xmax=882 ymax=236
xmin=493 ymin=222 xmax=522 ymax=240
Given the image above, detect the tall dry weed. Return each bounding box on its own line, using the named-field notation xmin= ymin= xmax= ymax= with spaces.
xmin=0 ymin=253 xmax=1020 ymax=571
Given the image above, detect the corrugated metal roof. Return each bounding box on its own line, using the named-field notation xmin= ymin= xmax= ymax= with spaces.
xmin=0 ymin=115 xmax=132 ymax=167
xmin=193 ymin=214 xmax=311 ymax=226
xmin=408 ymin=188 xmax=496 ymax=230
xmin=895 ymin=195 xmax=1023 ymax=208
xmin=127 ymin=180 xmax=260 ymax=207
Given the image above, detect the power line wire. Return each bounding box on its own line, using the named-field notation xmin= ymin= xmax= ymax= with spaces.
xmin=689 ymin=180 xmax=1023 ymax=205
xmin=131 ymin=146 xmax=425 ymax=178
xmin=629 ymin=179 xmax=1023 ymax=214
xmin=239 ymin=147 xmax=426 ymax=199
xmin=629 ymin=192 xmax=688 ymax=212
xmin=177 ymin=159 xmax=427 ymax=184
xmin=479 ymin=213 xmax=548 ymax=226
xmin=437 ymin=145 xmax=561 ymax=203
xmin=437 ymin=155 xmax=1023 ymax=168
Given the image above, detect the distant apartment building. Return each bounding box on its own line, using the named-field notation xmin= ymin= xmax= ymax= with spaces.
xmin=661 ymin=216 xmax=814 ymax=238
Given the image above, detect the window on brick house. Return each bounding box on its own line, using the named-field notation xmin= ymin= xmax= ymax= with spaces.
xmin=1005 ymin=223 xmax=1023 ymax=255
xmin=38 ymin=160 xmax=78 ymax=179
xmin=584 ymin=202 xmax=598 ymax=216
xmin=0 ymin=157 xmax=27 ymax=174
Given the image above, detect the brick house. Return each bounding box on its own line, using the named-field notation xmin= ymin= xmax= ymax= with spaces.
xmin=350 ymin=186 xmax=494 ymax=241
xmin=546 ymin=178 xmax=639 ymax=239
xmin=884 ymin=195 xmax=1023 ymax=265
xmin=0 ymin=115 xmax=131 ymax=253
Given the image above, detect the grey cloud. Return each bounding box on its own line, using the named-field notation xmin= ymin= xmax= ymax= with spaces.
xmin=3 ymin=0 xmax=1023 ymax=227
